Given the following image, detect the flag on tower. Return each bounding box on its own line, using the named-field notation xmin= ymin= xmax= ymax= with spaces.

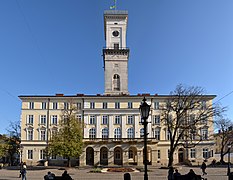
xmin=110 ymin=0 xmax=117 ymax=10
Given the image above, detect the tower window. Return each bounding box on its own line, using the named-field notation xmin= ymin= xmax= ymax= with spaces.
xmin=113 ymin=74 xmax=120 ymax=91
xmin=114 ymin=43 xmax=119 ymax=49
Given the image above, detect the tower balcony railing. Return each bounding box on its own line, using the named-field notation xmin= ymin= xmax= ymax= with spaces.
xmin=104 ymin=10 xmax=128 ymax=15
xmin=103 ymin=46 xmax=129 ymax=50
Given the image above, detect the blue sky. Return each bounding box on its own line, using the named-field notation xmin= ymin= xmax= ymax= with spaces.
xmin=0 ymin=0 xmax=232 ymax=134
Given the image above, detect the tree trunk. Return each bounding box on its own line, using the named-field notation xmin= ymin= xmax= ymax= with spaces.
xmin=67 ymin=157 xmax=71 ymax=167
xmin=220 ymin=154 xmax=225 ymax=164
xmin=168 ymin=149 xmax=175 ymax=167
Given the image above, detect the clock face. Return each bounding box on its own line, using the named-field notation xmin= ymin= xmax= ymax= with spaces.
xmin=112 ymin=30 xmax=119 ymax=37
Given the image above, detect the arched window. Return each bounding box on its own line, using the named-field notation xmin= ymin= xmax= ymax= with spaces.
xmin=89 ymin=128 xmax=96 ymax=139
xmin=114 ymin=128 xmax=121 ymax=139
xmin=113 ymin=74 xmax=120 ymax=91
xmin=102 ymin=128 xmax=109 ymax=139
xmin=127 ymin=128 xmax=134 ymax=139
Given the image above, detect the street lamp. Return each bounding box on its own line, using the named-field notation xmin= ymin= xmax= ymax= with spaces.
xmin=139 ymin=97 xmax=150 ymax=180
xmin=227 ymin=143 xmax=231 ymax=176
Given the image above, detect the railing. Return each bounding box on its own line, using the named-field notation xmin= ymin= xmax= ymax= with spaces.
xmin=103 ymin=47 xmax=129 ymax=50
xmin=83 ymin=138 xmax=157 ymax=143
xmin=104 ymin=10 xmax=128 ymax=15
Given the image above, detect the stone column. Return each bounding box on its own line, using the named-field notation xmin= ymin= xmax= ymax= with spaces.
xmin=108 ymin=150 xmax=114 ymax=165
xmin=121 ymin=115 xmax=126 ymax=138
xmin=94 ymin=150 xmax=100 ymax=166
xmin=123 ymin=150 xmax=128 ymax=166
xmin=96 ymin=115 xmax=101 ymax=138
xmin=109 ymin=116 xmax=114 ymax=138
xmin=137 ymin=150 xmax=144 ymax=166
xmin=79 ymin=151 xmax=86 ymax=166
xmin=151 ymin=149 xmax=157 ymax=166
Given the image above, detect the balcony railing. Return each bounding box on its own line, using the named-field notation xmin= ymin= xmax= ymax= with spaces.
xmin=83 ymin=138 xmax=157 ymax=143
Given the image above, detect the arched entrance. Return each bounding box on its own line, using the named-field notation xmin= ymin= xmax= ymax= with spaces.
xmin=128 ymin=147 xmax=137 ymax=165
xmin=100 ymin=147 xmax=108 ymax=165
xmin=86 ymin=147 xmax=94 ymax=166
xmin=114 ymin=147 xmax=123 ymax=165
xmin=178 ymin=148 xmax=184 ymax=163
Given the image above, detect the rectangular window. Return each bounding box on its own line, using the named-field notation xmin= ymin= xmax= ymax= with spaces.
xmin=64 ymin=102 xmax=69 ymax=110
xmin=27 ymin=115 xmax=34 ymax=124
xmin=201 ymin=129 xmax=208 ymax=140
xmin=52 ymin=102 xmax=58 ymax=109
xmin=202 ymin=100 xmax=207 ymax=110
xmin=103 ymin=102 xmax=108 ymax=109
xmin=51 ymin=129 xmax=57 ymax=137
xmin=102 ymin=115 xmax=108 ymax=125
xmin=76 ymin=115 xmax=82 ymax=122
xmin=115 ymin=115 xmax=121 ymax=124
xmin=189 ymin=114 xmax=195 ymax=125
xmin=167 ymin=129 xmax=171 ymax=140
xmin=40 ymin=115 xmax=46 ymax=125
xmin=41 ymin=102 xmax=47 ymax=109
xmin=27 ymin=130 xmax=33 ymax=140
xmin=77 ymin=102 xmax=82 ymax=110
xmin=167 ymin=149 xmax=170 ymax=158
xmin=90 ymin=115 xmax=96 ymax=125
xmin=154 ymin=101 xmax=159 ymax=110
xmin=40 ymin=130 xmax=46 ymax=141
xmin=153 ymin=115 xmax=160 ymax=125
xmin=190 ymin=149 xmax=196 ymax=158
xmin=127 ymin=115 xmax=134 ymax=124
xmin=40 ymin=150 xmax=46 ymax=160
xmin=29 ymin=102 xmax=34 ymax=109
xmin=158 ymin=150 xmax=161 ymax=159
xmin=28 ymin=150 xmax=33 ymax=159
xmin=128 ymin=102 xmax=133 ymax=109
xmin=201 ymin=115 xmax=208 ymax=125
xmin=90 ymin=102 xmax=95 ymax=109
xmin=115 ymin=102 xmax=120 ymax=109
xmin=153 ymin=128 xmax=160 ymax=140
xmin=51 ymin=115 xmax=58 ymax=125
xmin=203 ymin=148 xmax=209 ymax=159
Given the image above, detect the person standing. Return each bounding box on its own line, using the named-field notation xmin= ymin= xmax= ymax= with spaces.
xmin=173 ymin=169 xmax=181 ymax=180
xmin=201 ymin=161 xmax=207 ymax=175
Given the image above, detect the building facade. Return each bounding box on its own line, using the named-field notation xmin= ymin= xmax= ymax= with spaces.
xmin=19 ymin=10 xmax=216 ymax=167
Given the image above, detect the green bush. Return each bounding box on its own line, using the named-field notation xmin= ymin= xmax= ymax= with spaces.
xmin=90 ymin=168 xmax=102 ymax=173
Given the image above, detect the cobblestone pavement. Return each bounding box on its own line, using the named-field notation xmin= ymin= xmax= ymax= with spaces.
xmin=0 ymin=166 xmax=230 ymax=180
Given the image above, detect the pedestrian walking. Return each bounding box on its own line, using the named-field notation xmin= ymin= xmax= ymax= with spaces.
xmin=21 ymin=162 xmax=27 ymax=180
xmin=201 ymin=161 xmax=207 ymax=175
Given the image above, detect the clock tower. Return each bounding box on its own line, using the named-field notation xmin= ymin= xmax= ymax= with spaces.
xmin=103 ymin=10 xmax=129 ymax=95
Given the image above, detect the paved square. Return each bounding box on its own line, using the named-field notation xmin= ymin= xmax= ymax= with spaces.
xmin=0 ymin=166 xmax=230 ymax=180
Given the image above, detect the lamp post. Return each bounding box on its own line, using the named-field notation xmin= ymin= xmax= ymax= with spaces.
xmin=227 ymin=144 xmax=231 ymax=176
xmin=139 ymin=97 xmax=150 ymax=180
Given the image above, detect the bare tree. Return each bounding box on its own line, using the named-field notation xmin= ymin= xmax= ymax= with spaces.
xmin=215 ymin=116 xmax=233 ymax=164
xmin=160 ymin=84 xmax=224 ymax=167
xmin=4 ymin=121 xmax=21 ymax=165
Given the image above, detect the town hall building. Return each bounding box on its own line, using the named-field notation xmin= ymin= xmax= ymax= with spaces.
xmin=19 ymin=10 xmax=215 ymax=167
